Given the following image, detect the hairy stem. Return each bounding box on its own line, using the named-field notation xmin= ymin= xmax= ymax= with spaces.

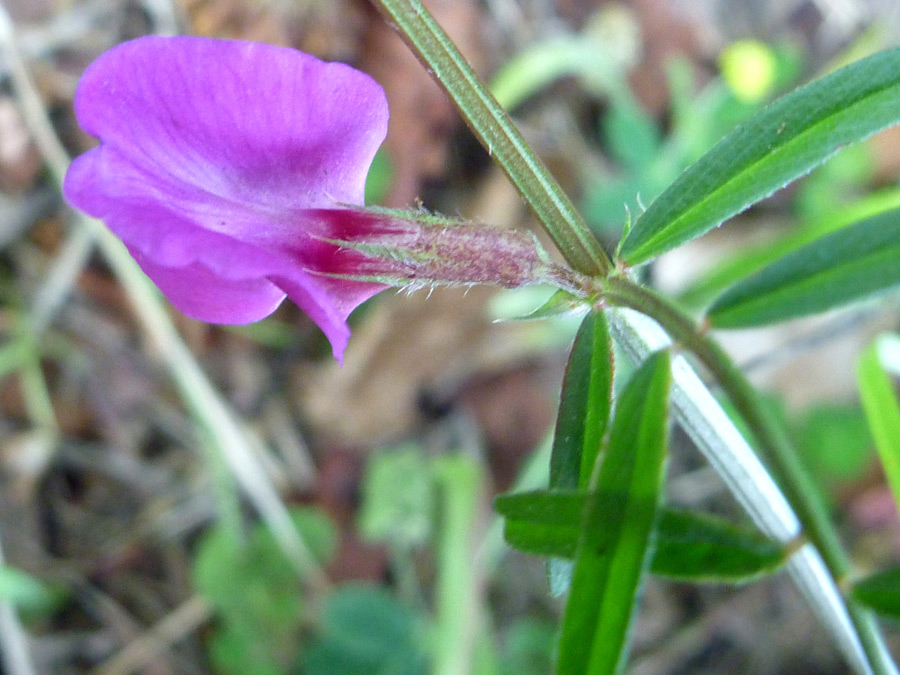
xmin=371 ymin=0 xmax=610 ymax=277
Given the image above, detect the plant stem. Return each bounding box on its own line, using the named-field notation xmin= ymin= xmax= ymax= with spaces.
xmin=604 ymin=275 xmax=893 ymax=675
xmin=433 ymin=456 xmax=486 ymax=675
xmin=370 ymin=0 xmax=610 ymax=278
xmin=369 ymin=1 xmax=893 ymax=669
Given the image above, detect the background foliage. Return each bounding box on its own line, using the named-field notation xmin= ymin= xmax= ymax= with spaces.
xmin=2 ymin=0 xmax=900 ymax=673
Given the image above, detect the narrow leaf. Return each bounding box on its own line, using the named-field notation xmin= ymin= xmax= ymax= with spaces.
xmin=504 ymin=519 xmax=580 ymax=559
xmin=852 ymin=566 xmax=900 ymax=619
xmin=707 ymin=209 xmax=900 ymax=327
xmin=497 ymin=492 xmax=787 ymax=583
xmin=650 ymin=508 xmax=788 ymax=583
xmin=857 ymin=337 xmax=900 ymax=515
xmin=549 ymin=311 xmax=614 ymax=490
xmin=495 ymin=490 xmax=585 ymax=524
xmin=497 ymin=488 xmax=584 ymax=561
xmin=547 ymin=311 xmax=614 ymax=597
xmin=620 ymin=48 xmax=900 ymax=264
xmin=508 ymin=289 xmax=586 ymax=321
xmin=557 ymin=350 xmax=670 ymax=675
xmin=677 ymin=186 xmax=900 ymax=309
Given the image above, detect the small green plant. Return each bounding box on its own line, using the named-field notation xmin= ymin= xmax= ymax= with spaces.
xmin=191 ymin=508 xmax=337 ymax=675
xmin=374 ymin=1 xmax=900 ymax=672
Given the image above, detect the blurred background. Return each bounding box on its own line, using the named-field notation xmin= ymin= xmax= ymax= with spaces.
xmin=2 ymin=0 xmax=900 ymax=673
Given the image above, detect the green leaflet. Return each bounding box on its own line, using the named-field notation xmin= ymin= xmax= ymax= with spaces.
xmin=649 ymin=508 xmax=788 ymax=583
xmin=677 ymin=187 xmax=900 ymax=309
xmin=557 ymin=351 xmax=670 ymax=675
xmin=547 ymin=311 xmax=614 ymax=597
xmin=549 ymin=311 xmax=614 ymax=490
xmin=496 ymin=492 xmax=788 ymax=583
xmin=620 ymin=48 xmax=900 ymax=264
xmin=503 ymin=519 xmax=581 ymax=559
xmin=505 ymin=289 xmax=587 ymax=321
xmin=857 ymin=337 xmax=900 ymax=517
xmin=707 ymin=209 xmax=900 ymax=327
xmin=853 ymin=566 xmax=900 ymax=620
xmin=495 ymin=490 xmax=585 ymax=524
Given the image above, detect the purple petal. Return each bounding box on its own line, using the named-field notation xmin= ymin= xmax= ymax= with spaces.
xmin=132 ymin=253 xmax=286 ymax=323
xmin=63 ymin=36 xmax=390 ymax=361
xmin=69 ymin=36 xmax=387 ymax=213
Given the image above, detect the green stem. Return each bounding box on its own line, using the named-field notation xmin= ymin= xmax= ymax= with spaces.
xmin=368 ymin=1 xmax=891 ymax=670
xmin=604 ymin=275 xmax=892 ymax=675
xmin=433 ymin=456 xmax=485 ymax=675
xmin=370 ymin=0 xmax=610 ymax=278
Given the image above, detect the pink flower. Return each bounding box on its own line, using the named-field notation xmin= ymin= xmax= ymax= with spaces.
xmin=63 ymin=36 xmax=389 ymax=362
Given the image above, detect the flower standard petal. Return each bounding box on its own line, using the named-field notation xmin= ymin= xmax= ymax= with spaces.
xmin=63 ymin=36 xmax=390 ymax=362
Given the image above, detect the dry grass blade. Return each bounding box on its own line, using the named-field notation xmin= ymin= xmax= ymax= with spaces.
xmin=92 ymin=595 xmax=212 ymax=675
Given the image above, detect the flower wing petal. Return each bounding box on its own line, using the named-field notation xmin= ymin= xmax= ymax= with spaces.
xmin=132 ymin=253 xmax=286 ymax=324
